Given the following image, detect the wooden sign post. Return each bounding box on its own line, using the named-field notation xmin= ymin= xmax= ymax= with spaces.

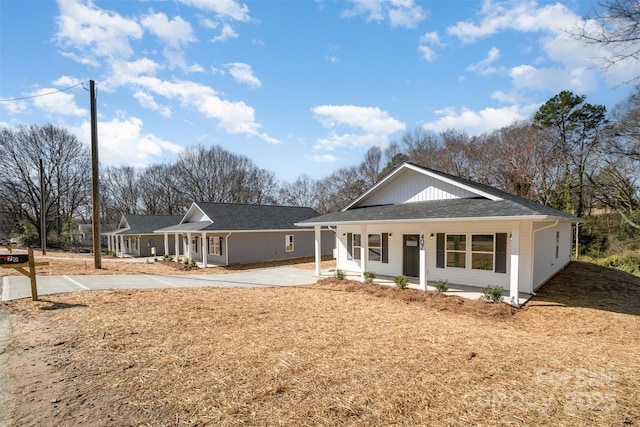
xmin=0 ymin=248 xmax=48 ymax=301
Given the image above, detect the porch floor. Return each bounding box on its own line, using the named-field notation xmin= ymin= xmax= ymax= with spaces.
xmin=323 ymin=270 xmax=533 ymax=307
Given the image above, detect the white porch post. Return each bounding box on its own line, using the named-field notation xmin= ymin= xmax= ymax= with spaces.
xmin=419 ymin=233 xmax=427 ymax=291
xmin=174 ymin=233 xmax=180 ymax=262
xmin=314 ymin=225 xmax=321 ymax=276
xmin=186 ymin=232 xmax=192 ymax=261
xmin=360 ymin=224 xmax=368 ymax=281
xmin=119 ymin=235 xmax=124 ymax=258
xmin=107 ymin=235 xmax=112 ymax=252
xmin=201 ymin=233 xmax=208 ymax=268
xmin=509 ymin=222 xmax=520 ymax=307
xmin=164 ymin=233 xmax=169 ymax=257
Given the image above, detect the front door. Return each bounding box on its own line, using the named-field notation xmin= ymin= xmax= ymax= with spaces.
xmin=403 ymin=235 xmax=420 ymax=277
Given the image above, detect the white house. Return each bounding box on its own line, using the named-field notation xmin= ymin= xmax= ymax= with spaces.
xmin=297 ymin=163 xmax=582 ymax=306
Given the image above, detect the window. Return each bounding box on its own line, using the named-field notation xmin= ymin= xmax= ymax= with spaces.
xmin=131 ymin=238 xmax=138 ymax=251
xmin=353 ymin=234 xmax=361 ymax=260
xmin=446 ymin=234 xmax=466 ymax=268
xmin=471 ymin=235 xmax=494 ymax=270
xmin=209 ymin=237 xmax=222 ymax=256
xmin=190 ymin=237 xmax=198 ymax=253
xmin=368 ymin=234 xmax=381 ymax=261
xmin=285 ymin=235 xmax=294 ymax=252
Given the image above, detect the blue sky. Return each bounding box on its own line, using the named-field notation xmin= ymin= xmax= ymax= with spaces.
xmin=1 ymin=0 xmax=638 ymax=183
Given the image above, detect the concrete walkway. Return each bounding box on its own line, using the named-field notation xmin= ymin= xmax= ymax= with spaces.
xmin=1 ymin=267 xmax=319 ymax=301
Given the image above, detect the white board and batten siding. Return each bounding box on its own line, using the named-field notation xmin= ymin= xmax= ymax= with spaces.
xmin=335 ymin=220 xmax=538 ymax=291
xmin=357 ymin=169 xmax=478 ymax=207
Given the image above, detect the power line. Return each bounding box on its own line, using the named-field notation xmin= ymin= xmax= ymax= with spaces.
xmin=0 ymin=81 xmax=86 ymax=102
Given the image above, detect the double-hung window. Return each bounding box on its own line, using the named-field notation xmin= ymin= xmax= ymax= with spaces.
xmin=285 ymin=235 xmax=294 ymax=252
xmin=446 ymin=234 xmax=466 ymax=268
xmin=353 ymin=234 xmax=362 ymax=260
xmin=190 ymin=237 xmax=198 ymax=253
xmin=368 ymin=234 xmax=381 ymax=261
xmin=209 ymin=237 xmax=221 ymax=256
xmin=471 ymin=235 xmax=494 ymax=270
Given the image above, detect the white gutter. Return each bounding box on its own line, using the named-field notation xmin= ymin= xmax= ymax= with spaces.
xmin=224 ymin=232 xmax=231 ymax=266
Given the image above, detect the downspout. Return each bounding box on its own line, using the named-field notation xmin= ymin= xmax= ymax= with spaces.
xmin=224 ymin=233 xmax=231 ymax=266
xmin=530 ymin=219 xmax=559 ymax=295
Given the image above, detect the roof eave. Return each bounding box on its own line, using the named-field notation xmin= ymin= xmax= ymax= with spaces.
xmin=297 ymin=214 xmax=581 ymax=227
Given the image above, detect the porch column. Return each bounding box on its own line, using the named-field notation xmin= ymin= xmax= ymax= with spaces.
xmin=119 ymin=235 xmax=124 ymax=258
xmin=314 ymin=226 xmax=321 ymax=276
xmin=164 ymin=233 xmax=169 ymax=257
xmin=509 ymin=222 xmax=520 ymax=307
xmin=360 ymin=224 xmax=368 ymax=281
xmin=174 ymin=233 xmax=180 ymax=262
xmin=107 ymin=235 xmax=112 ymax=252
xmin=419 ymin=233 xmax=427 ymax=291
xmin=201 ymin=233 xmax=208 ymax=268
xmin=186 ymin=232 xmax=192 ymax=261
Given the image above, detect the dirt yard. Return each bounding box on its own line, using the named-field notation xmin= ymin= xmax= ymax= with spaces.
xmin=1 ymin=255 xmax=638 ymax=426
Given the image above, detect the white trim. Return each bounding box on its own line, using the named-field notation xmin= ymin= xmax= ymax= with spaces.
xmin=298 ymin=215 xmax=563 ymax=227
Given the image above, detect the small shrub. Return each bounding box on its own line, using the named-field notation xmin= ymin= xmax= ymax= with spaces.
xmin=363 ymin=271 xmax=376 ymax=283
xmin=335 ymin=269 xmax=346 ymax=280
xmin=433 ymin=279 xmax=449 ymax=293
xmin=482 ymin=285 xmax=504 ymax=303
xmin=394 ymin=275 xmax=408 ymax=289
xmin=183 ymin=258 xmax=190 ymax=265
xmin=190 ymin=258 xmax=197 ymax=266
xmin=166 ymin=255 xmax=174 ymax=262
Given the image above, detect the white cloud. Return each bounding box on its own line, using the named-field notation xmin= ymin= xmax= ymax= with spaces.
xmin=179 ymin=0 xmax=251 ymax=22
xmin=311 ymin=154 xmax=338 ymax=162
xmin=211 ymin=23 xmax=239 ymax=43
xmin=418 ymin=31 xmax=442 ymax=62
xmin=133 ymin=91 xmax=172 ymax=117
xmin=467 ymin=47 xmax=501 ymax=76
xmin=225 ymin=62 xmax=262 ymax=88
xmin=55 ymin=0 xmax=143 ymax=61
xmin=31 ymin=87 xmax=86 ymax=117
xmin=141 ymin=11 xmax=195 ymax=49
xmin=343 ymin=0 xmax=427 ymax=28
xmin=312 ymin=105 xmax=405 ymax=150
xmin=447 ymin=0 xmax=575 ymax=43
xmin=509 ymin=64 xmax=598 ymax=93
xmin=423 ymin=105 xmax=532 ymax=136
xmin=71 ymin=116 xmax=183 ymax=167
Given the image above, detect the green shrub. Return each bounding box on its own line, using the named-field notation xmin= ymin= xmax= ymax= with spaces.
xmin=363 ymin=271 xmax=376 ymax=283
xmin=482 ymin=285 xmax=504 ymax=303
xmin=167 ymin=255 xmax=174 ymax=262
xmin=433 ymin=279 xmax=449 ymax=293
xmin=394 ymin=275 xmax=408 ymax=289
xmin=190 ymin=258 xmax=197 ymax=266
xmin=335 ymin=269 xmax=346 ymax=280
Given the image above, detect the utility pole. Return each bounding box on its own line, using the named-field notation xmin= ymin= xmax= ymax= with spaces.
xmin=90 ymin=80 xmax=102 ymax=269
xmin=39 ymin=158 xmax=46 ymax=255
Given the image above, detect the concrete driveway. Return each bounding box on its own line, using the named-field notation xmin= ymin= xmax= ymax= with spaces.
xmin=0 ymin=267 xmax=319 ymax=301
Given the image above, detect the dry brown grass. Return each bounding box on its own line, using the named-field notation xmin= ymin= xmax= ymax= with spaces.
xmin=1 ymin=261 xmax=639 ymax=426
xmin=0 ymin=248 xmax=334 ymax=276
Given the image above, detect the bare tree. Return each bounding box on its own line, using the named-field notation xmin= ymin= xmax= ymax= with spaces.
xmin=0 ymin=124 xmax=90 ymax=244
xmin=572 ymin=0 xmax=640 ymax=81
xmin=279 ymin=174 xmax=318 ymax=208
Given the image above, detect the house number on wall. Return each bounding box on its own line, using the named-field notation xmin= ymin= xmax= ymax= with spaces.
xmin=419 ymin=234 xmax=424 ymax=250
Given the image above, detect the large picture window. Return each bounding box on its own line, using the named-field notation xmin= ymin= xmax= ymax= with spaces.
xmin=446 ymin=234 xmax=466 ymax=268
xmin=209 ymin=237 xmax=221 ymax=256
xmin=368 ymin=234 xmax=381 ymax=261
xmin=471 ymin=235 xmax=494 ymax=270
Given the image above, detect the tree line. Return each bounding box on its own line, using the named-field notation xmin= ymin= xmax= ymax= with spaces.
xmin=1 ymin=87 xmax=639 ymax=254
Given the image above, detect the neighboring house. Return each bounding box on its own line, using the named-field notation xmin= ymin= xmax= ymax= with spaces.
xmin=75 ymin=224 xmax=93 ymax=245
xmin=297 ymin=163 xmax=582 ymax=306
xmin=106 ymin=214 xmax=184 ymax=257
xmin=155 ymin=202 xmax=335 ymax=267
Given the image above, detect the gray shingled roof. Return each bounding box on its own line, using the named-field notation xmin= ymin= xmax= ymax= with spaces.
xmin=157 ymin=203 xmax=321 ymax=232
xmin=115 ymin=215 xmax=183 ymax=235
xmin=298 ymin=163 xmax=581 ymax=226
